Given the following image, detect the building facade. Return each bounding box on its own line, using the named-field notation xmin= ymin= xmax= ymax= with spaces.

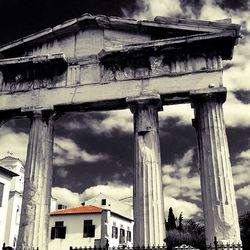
xmin=49 ymin=205 xmax=133 ymax=250
xmin=0 ymin=156 xmax=57 ymax=249
xmin=84 ymin=193 xmax=133 ymax=220
xmin=0 ymin=160 xmax=19 ymax=248
xmin=1 ymin=157 xmax=24 ymax=249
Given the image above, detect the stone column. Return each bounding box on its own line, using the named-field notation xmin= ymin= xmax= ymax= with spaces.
xmin=17 ymin=110 xmax=55 ymax=250
xmin=127 ymin=95 xmax=165 ymax=247
xmin=192 ymin=89 xmax=241 ymax=247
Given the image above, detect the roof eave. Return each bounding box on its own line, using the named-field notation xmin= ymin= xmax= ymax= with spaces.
xmin=98 ymin=30 xmax=239 ymax=61
xmin=0 ymin=165 xmax=19 ymax=177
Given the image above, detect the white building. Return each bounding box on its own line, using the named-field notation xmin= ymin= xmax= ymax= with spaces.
xmin=1 ymin=156 xmax=24 ymax=249
xmin=49 ymin=196 xmax=134 ymax=250
xmin=84 ymin=193 xmax=133 ymax=220
xmin=0 ymin=159 xmax=19 ymax=248
xmin=0 ymin=156 xmax=57 ymax=249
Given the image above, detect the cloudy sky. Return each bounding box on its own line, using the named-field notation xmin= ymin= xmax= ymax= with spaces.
xmin=0 ymin=0 xmax=249 ymax=220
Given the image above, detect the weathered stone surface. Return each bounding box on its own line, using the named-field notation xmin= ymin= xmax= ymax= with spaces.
xmin=100 ymin=66 xmax=115 ymax=82
xmin=193 ymin=96 xmax=241 ymax=246
xmin=129 ymin=97 xmax=165 ymax=246
xmin=115 ymin=67 xmax=134 ymax=81
xmin=104 ymin=29 xmax=150 ymax=49
xmin=67 ymin=65 xmax=80 ymax=86
xmin=135 ymin=67 xmax=150 ymax=79
xmin=0 ymin=71 xmax=223 ymax=112
xmin=80 ymin=63 xmax=101 ymax=84
xmin=149 ymin=56 xmax=164 ymax=76
xmin=75 ymin=29 xmax=104 ymax=57
xmin=17 ymin=110 xmax=55 ymax=250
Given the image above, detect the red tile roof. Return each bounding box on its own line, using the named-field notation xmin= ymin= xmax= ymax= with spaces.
xmin=50 ymin=205 xmax=102 ymax=216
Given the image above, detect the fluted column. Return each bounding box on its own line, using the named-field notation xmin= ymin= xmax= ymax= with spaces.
xmin=128 ymin=95 xmax=165 ymax=247
xmin=17 ymin=110 xmax=55 ymax=250
xmin=192 ymin=90 xmax=241 ymax=247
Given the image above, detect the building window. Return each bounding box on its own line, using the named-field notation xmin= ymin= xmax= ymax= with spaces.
xmin=112 ymin=226 xmax=118 ymax=239
xmin=127 ymin=231 xmax=131 ymax=242
xmin=101 ymin=199 xmax=106 ymax=205
xmin=57 ymin=204 xmax=67 ymax=210
xmin=83 ymin=220 xmax=95 ymax=238
xmin=51 ymin=221 xmax=66 ymax=239
xmin=119 ymin=228 xmax=125 ymax=244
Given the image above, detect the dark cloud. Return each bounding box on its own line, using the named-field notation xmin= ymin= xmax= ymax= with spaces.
xmin=0 ymin=0 xmax=139 ymax=45
xmin=160 ymin=118 xmax=196 ymax=165
xmin=234 ymin=90 xmax=250 ymax=104
xmin=214 ymin=0 xmax=250 ymax=11
xmin=53 ymin=112 xmax=134 ymax=192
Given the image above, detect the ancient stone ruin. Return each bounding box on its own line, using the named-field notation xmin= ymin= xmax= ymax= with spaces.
xmin=0 ymin=14 xmax=241 ymax=250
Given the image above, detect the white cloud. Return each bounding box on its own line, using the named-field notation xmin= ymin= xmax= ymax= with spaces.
xmin=238 ymin=149 xmax=250 ymax=160
xmin=236 ymin=185 xmax=250 ymax=203
xmin=54 ymin=137 xmax=109 ymax=166
xmin=224 ymin=39 xmax=250 ymax=92
xmin=159 ymin=104 xmax=193 ymax=126
xmin=223 ymin=92 xmax=250 ymax=127
xmin=231 ymin=147 xmax=250 ymax=205
xmin=52 ymin=187 xmax=81 ymax=207
xmin=63 ymin=110 xmax=133 ymax=135
xmin=232 ymin=164 xmax=250 ymax=186
xmin=232 ymin=149 xmax=250 ymax=187
xmin=162 ymin=149 xmax=201 ymax=202
xmin=199 ymin=0 xmax=229 ymax=21
xmin=134 ymin=0 xmax=182 ymax=20
xmin=0 ymin=127 xmax=28 ymax=162
xmin=79 ymin=183 xmax=133 ymax=203
xmin=164 ymin=195 xmax=201 ymax=219
xmin=0 ymin=126 xmax=108 ymax=167
xmin=52 ymin=183 xmax=133 ymax=208
xmin=95 ymin=110 xmax=133 ymax=134
xmin=64 ymin=105 xmax=194 ymax=136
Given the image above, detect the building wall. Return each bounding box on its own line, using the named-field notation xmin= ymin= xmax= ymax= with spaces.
xmin=0 ymin=173 xmax=12 ymax=247
xmin=1 ymin=158 xmax=57 ymax=248
xmin=8 ymin=161 xmax=24 ymax=194
xmin=48 ymin=213 xmax=102 ymax=250
xmin=107 ymin=213 xmax=133 ymax=247
xmin=4 ymin=191 xmax=22 ymax=248
xmin=48 ymin=210 xmax=133 ymax=250
xmin=85 ymin=194 xmax=133 ymax=219
xmin=27 ymin=29 xmax=150 ymax=58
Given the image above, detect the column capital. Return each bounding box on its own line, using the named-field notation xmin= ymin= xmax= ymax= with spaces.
xmin=126 ymin=94 xmax=163 ymax=113
xmin=190 ymin=87 xmax=227 ymax=105
xmin=22 ymin=107 xmax=62 ymax=121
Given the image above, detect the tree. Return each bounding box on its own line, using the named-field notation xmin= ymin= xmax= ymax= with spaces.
xmin=178 ymin=212 xmax=183 ymax=232
xmin=184 ymin=219 xmax=206 ymax=249
xmin=168 ymin=207 xmax=176 ymax=230
xmin=165 ymin=215 xmax=206 ymax=250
